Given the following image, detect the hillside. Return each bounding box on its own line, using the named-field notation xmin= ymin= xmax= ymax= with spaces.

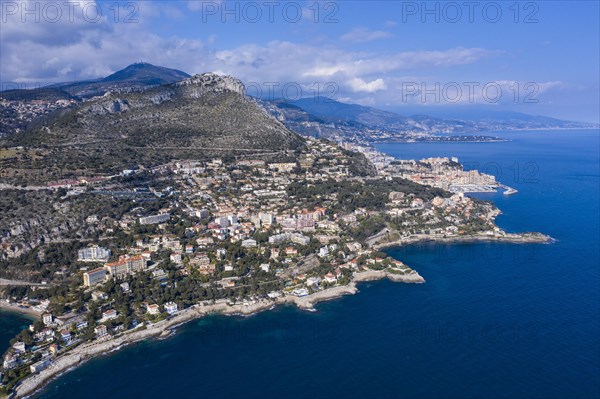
xmin=5 ymin=73 xmax=305 ymax=184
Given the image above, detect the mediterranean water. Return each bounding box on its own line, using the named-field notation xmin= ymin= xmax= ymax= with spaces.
xmin=6 ymin=129 xmax=598 ymax=398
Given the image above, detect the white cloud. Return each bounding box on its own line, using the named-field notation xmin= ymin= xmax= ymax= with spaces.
xmin=347 ymin=77 xmax=386 ymax=93
xmin=340 ymin=28 xmax=392 ymax=43
xmin=0 ymin=4 xmax=503 ymax=107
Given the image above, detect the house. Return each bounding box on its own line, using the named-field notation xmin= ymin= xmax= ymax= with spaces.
xmin=241 ymin=239 xmax=257 ymax=248
xmin=318 ymin=246 xmax=329 ymax=257
xmin=306 ymin=277 xmax=321 ymax=287
xmin=152 ymin=269 xmax=167 ymax=280
xmin=101 ymin=309 xmax=118 ymax=321
xmin=170 ymin=253 xmax=182 ymax=264
xmin=42 ymin=313 xmax=53 ymax=326
xmin=48 ymin=343 xmax=59 ymax=355
xmin=323 ymin=272 xmax=337 ymax=284
xmin=147 ymin=304 xmax=160 ymax=315
xmin=94 ymin=325 xmax=108 ymax=338
xmin=164 ymin=302 xmax=178 ymax=315
xmin=30 ymin=359 xmax=51 ymax=374
xmin=91 ymin=291 xmax=107 ymax=301
xmin=12 ymin=341 xmax=25 ymax=353
xmin=76 ymin=321 xmax=88 ymax=330
xmin=3 ymin=356 xmax=17 ymax=370
xmin=60 ymin=330 xmax=72 ymax=343
xmin=292 ymin=288 xmax=309 ymax=297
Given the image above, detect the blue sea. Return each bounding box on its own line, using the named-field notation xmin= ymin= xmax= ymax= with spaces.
xmin=4 ymin=129 xmax=598 ymax=399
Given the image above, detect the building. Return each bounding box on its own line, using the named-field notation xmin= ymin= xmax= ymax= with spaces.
xmin=12 ymin=342 xmax=25 ymax=352
xmin=241 ymin=239 xmax=257 ymax=248
xmin=42 ymin=313 xmax=53 ymax=326
xmin=94 ymin=325 xmax=108 ymax=338
xmin=323 ymin=272 xmax=337 ymax=284
xmin=147 ymin=304 xmax=160 ymax=315
xmin=104 ymin=255 xmax=147 ymax=278
xmin=76 ymin=321 xmax=88 ymax=330
xmin=139 ymin=213 xmax=171 ymax=225
xmin=83 ymin=267 xmax=108 ymax=287
xmin=318 ymin=246 xmax=329 ymax=257
xmin=91 ymin=291 xmax=107 ymax=301
xmin=258 ymin=212 xmax=274 ymax=225
xmin=164 ymin=302 xmax=178 ymax=315
xmin=101 ymin=309 xmax=118 ymax=322
xmin=30 ymin=359 xmax=51 ymax=374
xmin=77 ymin=246 xmax=111 ymax=262
xmin=60 ymin=330 xmax=72 ymax=343
xmin=170 ymin=253 xmax=182 ymax=264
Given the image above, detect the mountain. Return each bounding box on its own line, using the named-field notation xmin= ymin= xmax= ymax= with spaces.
xmin=266 ymin=97 xmax=597 ymax=143
xmin=290 ymin=97 xmax=405 ymax=126
xmin=7 ymin=73 xmax=304 ymax=184
xmin=18 ymin=73 xmax=303 ymax=150
xmin=48 ymin=62 xmax=191 ymax=99
xmin=0 ymin=87 xmax=74 ymax=102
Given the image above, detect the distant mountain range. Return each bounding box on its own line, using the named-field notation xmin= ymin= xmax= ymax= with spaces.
xmin=1 ymin=62 xmax=597 ymax=142
xmin=47 ymin=62 xmax=191 ymax=99
xmin=263 ymin=96 xmax=598 ymax=143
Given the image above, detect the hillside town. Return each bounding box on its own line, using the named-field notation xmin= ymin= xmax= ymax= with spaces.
xmin=0 ymin=137 xmax=538 ymax=395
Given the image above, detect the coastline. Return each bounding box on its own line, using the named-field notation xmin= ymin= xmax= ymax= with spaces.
xmin=0 ymin=301 xmax=41 ymax=319
xmin=11 ymin=270 xmax=424 ymax=398
xmin=372 ymin=231 xmax=554 ymax=251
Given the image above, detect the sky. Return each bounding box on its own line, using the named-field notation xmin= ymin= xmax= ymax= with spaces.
xmin=1 ymin=0 xmax=599 ymax=122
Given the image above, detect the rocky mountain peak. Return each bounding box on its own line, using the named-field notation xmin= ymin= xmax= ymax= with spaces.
xmin=175 ymin=73 xmax=245 ymax=97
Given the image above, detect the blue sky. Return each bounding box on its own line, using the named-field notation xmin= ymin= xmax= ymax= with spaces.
xmin=1 ymin=0 xmax=598 ymax=122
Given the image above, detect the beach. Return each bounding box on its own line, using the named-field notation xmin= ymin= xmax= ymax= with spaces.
xmin=0 ymin=300 xmax=41 ymax=319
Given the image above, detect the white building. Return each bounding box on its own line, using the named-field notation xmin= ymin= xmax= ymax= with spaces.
xmin=139 ymin=213 xmax=171 ymax=225
xmin=78 ymin=246 xmax=111 ymax=262
xmin=42 ymin=313 xmax=53 ymax=326
xmin=164 ymin=302 xmax=178 ymax=315
xmin=241 ymin=239 xmax=257 ymax=248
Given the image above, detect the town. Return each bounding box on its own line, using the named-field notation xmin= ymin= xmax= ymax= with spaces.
xmin=0 ymin=137 xmax=521 ymax=394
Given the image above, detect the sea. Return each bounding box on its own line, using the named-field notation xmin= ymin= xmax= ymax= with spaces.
xmin=1 ymin=129 xmax=598 ymax=399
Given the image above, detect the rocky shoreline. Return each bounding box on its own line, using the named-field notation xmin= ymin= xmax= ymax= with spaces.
xmin=373 ymin=231 xmax=554 ymax=250
xmin=10 ymin=270 xmax=423 ymax=398
xmin=6 ymin=231 xmax=547 ymax=398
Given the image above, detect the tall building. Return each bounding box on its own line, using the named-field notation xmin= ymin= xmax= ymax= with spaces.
xmin=78 ymin=246 xmax=111 ymax=262
xmin=83 ymin=268 xmax=108 ymax=287
xmin=104 ymin=255 xmax=147 ymax=278
xmin=139 ymin=213 xmax=171 ymax=225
